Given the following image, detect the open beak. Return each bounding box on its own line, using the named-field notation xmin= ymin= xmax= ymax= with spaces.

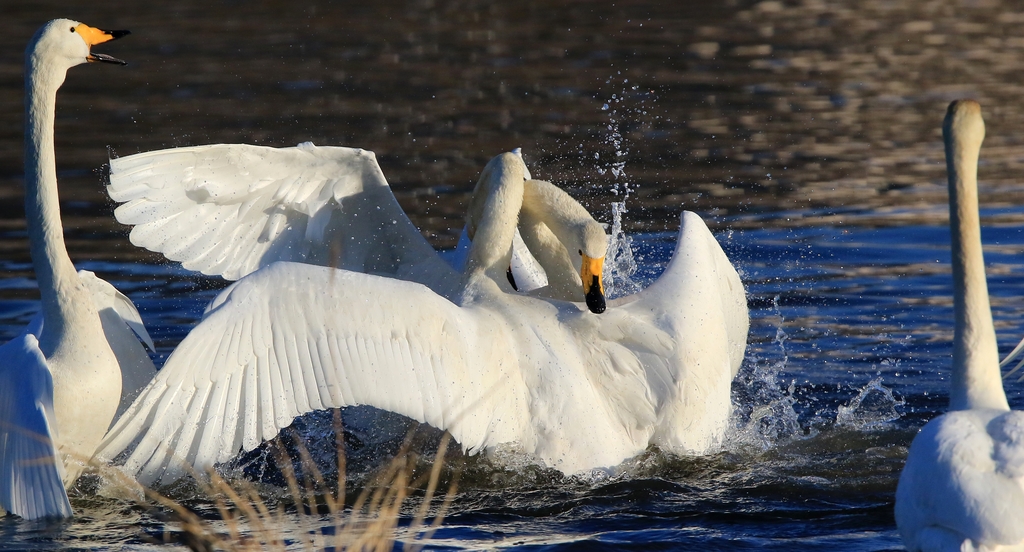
xmin=581 ymin=254 xmax=606 ymax=314
xmin=76 ymin=24 xmax=129 ymax=65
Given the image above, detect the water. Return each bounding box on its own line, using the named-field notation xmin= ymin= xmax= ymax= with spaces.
xmin=5 ymin=223 xmax=1024 ymax=550
xmin=4 ymin=0 xmax=1024 ymax=549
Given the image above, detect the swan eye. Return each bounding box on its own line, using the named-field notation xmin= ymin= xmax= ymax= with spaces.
xmin=70 ymin=27 xmax=76 ymax=32
xmin=578 ymin=249 xmax=583 ymax=256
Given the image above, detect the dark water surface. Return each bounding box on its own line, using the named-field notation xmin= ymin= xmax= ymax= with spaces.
xmin=3 ymin=0 xmax=1024 ymax=549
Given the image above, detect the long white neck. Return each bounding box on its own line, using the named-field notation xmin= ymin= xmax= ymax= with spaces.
xmin=522 ymin=179 xmax=606 ymax=258
xmin=944 ymin=100 xmax=1009 ymax=411
xmin=464 ymin=153 xmax=525 ymax=289
xmin=25 ymin=46 xmax=80 ymax=355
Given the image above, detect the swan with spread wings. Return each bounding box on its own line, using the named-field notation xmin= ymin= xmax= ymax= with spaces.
xmin=98 ymin=151 xmax=749 ymax=483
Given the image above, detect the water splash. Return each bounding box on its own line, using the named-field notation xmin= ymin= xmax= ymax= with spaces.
xmin=729 ymin=296 xmax=802 ymax=451
xmin=835 ymin=376 xmax=904 ymax=429
xmin=596 ymin=76 xmax=655 ymax=298
xmin=603 ymin=202 xmax=641 ymax=298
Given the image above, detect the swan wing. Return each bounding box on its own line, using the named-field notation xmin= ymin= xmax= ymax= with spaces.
xmin=77 ymin=271 xmax=154 ymax=351
xmin=618 ymin=211 xmax=748 ymax=373
xmin=108 ymin=143 xmax=458 ymax=293
xmin=77 ymin=271 xmax=157 ymax=420
xmin=98 ymin=261 xmax=525 ymax=486
xmin=896 ymin=410 xmax=1024 ymax=549
xmin=0 ymin=333 xmax=73 ymax=519
xmin=999 ymin=335 xmax=1024 ymax=380
xmin=613 ymin=211 xmax=748 ymax=452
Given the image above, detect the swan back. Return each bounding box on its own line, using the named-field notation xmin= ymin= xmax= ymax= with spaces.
xmin=943 ymin=100 xmax=1008 ymax=412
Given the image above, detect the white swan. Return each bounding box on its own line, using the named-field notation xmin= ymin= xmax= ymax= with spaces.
xmin=106 ymin=143 xmax=609 ymax=311
xmin=97 ymin=151 xmax=749 ymax=485
xmin=0 ymin=20 xmax=156 ymax=520
xmin=894 ymin=100 xmax=1024 ymax=551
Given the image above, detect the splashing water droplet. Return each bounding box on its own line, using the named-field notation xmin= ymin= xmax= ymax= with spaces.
xmin=603 ymin=202 xmax=641 ymax=298
xmin=729 ymin=296 xmax=802 ymax=451
xmin=835 ymin=377 xmax=904 ymax=429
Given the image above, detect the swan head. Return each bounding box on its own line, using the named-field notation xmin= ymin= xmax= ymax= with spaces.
xmin=578 ymin=226 xmax=607 ymax=314
xmin=27 ymin=19 xmax=129 ymax=73
xmin=943 ymin=99 xmax=985 ymax=157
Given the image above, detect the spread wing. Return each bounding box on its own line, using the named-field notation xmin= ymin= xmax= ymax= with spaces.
xmin=98 ymin=262 xmax=527 ymax=486
xmin=618 ymin=211 xmax=749 ymax=376
xmin=0 ymin=333 xmax=73 ymax=520
xmin=608 ymin=211 xmax=748 ymax=451
xmin=108 ymin=143 xmax=458 ymax=295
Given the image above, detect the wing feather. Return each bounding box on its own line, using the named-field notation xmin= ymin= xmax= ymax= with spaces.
xmin=108 ymin=143 xmax=455 ymax=286
xmin=99 ymin=262 xmax=520 ymax=485
xmin=0 ymin=334 xmax=73 ymax=519
xmin=241 ymin=360 xmax=260 ymax=452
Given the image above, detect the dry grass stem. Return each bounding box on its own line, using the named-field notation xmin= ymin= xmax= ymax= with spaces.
xmin=95 ymin=418 xmax=459 ymax=551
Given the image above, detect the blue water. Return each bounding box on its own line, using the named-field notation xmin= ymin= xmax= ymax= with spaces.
xmin=3 ymin=217 xmax=1024 ymax=550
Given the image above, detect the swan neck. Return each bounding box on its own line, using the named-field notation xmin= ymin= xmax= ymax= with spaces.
xmin=522 ymin=181 xmax=580 ymax=252
xmin=464 ymin=154 xmax=525 ymax=288
xmin=945 ymin=125 xmax=1009 ymax=411
xmin=25 ymin=50 xmax=80 ymax=348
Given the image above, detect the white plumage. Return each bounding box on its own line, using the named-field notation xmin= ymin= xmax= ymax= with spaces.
xmin=109 ymin=142 xmax=459 ymax=292
xmin=895 ymin=100 xmax=1024 ymax=551
xmin=98 ymin=152 xmax=749 ymax=484
xmin=107 ymin=143 xmax=607 ymax=306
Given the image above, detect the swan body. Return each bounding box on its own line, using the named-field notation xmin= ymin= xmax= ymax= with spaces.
xmin=0 ymin=19 xmax=154 ymax=520
xmin=98 ymin=152 xmax=749 ymax=484
xmin=106 ymin=143 xmax=607 ymax=309
xmin=895 ymin=100 xmax=1024 ymax=551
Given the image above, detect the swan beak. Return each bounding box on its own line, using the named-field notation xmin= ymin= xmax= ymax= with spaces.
xmin=581 ymin=254 xmax=606 ymax=314
xmin=76 ymin=24 xmax=129 ymax=65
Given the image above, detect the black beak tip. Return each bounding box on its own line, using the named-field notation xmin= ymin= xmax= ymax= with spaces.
xmin=585 ymin=278 xmax=606 ymax=314
xmin=107 ymin=29 xmax=131 ymax=40
xmin=88 ymin=53 xmax=128 ymax=66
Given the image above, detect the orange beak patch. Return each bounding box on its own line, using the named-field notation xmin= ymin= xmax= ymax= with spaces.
xmin=75 ymin=24 xmax=130 ymax=65
xmin=581 ymin=254 xmax=606 ymax=314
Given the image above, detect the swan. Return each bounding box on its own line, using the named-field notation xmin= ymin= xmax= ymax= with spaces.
xmin=105 ymin=143 xmax=609 ymax=311
xmin=0 ymin=20 xmax=156 ymax=520
xmin=96 ymin=151 xmax=749 ymax=485
xmin=894 ymin=100 xmax=1024 ymax=551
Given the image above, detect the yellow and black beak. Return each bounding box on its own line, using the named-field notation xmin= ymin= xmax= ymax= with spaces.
xmin=76 ymin=24 xmax=129 ymax=65
xmin=581 ymin=254 xmax=606 ymax=314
